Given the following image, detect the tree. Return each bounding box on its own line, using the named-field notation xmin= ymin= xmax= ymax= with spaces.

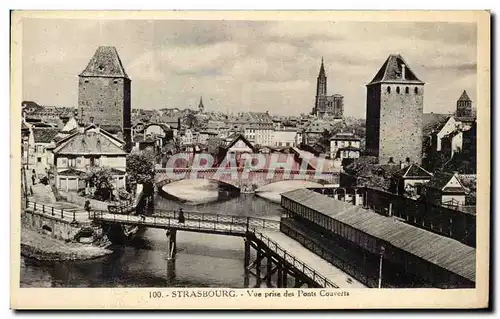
xmin=126 ymin=149 xmax=156 ymax=186
xmin=84 ymin=167 xmax=114 ymax=201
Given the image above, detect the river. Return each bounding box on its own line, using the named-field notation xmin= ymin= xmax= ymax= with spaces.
xmin=20 ymin=180 xmax=321 ymax=288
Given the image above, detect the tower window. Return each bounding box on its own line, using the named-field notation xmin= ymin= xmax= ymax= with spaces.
xmin=387 ymin=86 xmax=391 ymax=93
xmin=396 ymin=87 xmax=400 ymax=94
xmin=415 ymin=87 xmax=419 ymax=94
xmin=405 ymin=87 xmax=409 ymax=94
xmin=114 ymin=80 xmax=118 ymax=84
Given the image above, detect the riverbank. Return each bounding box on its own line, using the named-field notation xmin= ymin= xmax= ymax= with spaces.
xmin=21 ymin=228 xmax=113 ymax=261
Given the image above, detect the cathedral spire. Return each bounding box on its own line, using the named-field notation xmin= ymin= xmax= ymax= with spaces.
xmin=319 ymin=57 xmax=326 ymax=77
xmin=198 ymin=96 xmax=204 ymax=112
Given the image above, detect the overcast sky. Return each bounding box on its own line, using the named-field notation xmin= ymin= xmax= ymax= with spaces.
xmin=22 ymin=19 xmax=477 ymax=118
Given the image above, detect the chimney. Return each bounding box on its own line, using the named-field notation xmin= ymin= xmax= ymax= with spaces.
xmin=401 ymin=64 xmax=406 ymax=80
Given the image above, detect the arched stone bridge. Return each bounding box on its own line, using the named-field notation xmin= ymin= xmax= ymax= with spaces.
xmin=155 ymin=168 xmax=340 ymax=193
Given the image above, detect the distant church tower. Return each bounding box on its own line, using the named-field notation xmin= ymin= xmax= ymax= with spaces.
xmin=78 ymin=46 xmax=131 ymax=147
xmin=456 ymin=90 xmax=472 ymax=118
xmin=365 ymin=54 xmax=425 ymax=164
xmin=311 ymin=58 xmax=344 ymax=119
xmin=198 ymin=96 xmax=205 ymax=113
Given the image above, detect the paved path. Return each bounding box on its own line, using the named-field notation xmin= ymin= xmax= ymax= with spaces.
xmin=260 ymin=229 xmax=366 ymax=288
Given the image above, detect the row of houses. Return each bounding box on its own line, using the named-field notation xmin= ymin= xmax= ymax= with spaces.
xmin=22 ymin=117 xmax=128 ymax=192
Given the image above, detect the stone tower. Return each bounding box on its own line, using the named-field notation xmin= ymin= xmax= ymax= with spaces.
xmin=456 ymin=90 xmax=472 ymax=117
xmin=198 ymin=96 xmax=204 ymax=113
xmin=78 ymin=46 xmax=131 ymax=147
xmin=365 ymin=54 xmax=425 ymax=164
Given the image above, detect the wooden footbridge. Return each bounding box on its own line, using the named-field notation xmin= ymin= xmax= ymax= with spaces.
xmin=91 ymin=210 xmax=363 ymax=289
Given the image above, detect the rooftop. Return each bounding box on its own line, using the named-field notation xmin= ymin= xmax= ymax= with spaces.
xmin=79 ymin=46 xmax=129 ymax=79
xmin=32 ymin=128 xmax=60 ymax=144
xmin=281 ymin=188 xmax=475 ymax=282
xmin=368 ymin=54 xmax=424 ymax=85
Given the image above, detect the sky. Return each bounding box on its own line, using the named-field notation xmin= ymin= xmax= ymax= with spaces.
xmin=22 ymin=19 xmax=477 ymax=118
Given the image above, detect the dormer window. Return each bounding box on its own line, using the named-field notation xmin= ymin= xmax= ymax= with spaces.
xmin=98 ymin=65 xmax=105 ymax=71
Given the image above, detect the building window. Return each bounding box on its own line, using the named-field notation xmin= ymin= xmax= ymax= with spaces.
xmin=405 ymin=87 xmax=409 ymax=94
xmin=387 ymin=86 xmax=391 ymax=93
xmin=37 ymin=157 xmax=41 ymax=163
xmin=415 ymin=87 xmax=419 ymax=94
xmin=396 ymin=86 xmax=400 ymax=94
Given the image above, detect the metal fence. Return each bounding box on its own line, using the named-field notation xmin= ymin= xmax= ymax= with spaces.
xmin=25 ymin=201 xmax=90 ymax=223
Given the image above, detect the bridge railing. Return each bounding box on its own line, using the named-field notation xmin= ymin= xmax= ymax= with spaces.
xmin=25 ymin=201 xmax=90 ymax=223
xmin=248 ymin=228 xmax=339 ymax=288
xmin=151 ymin=209 xmax=281 ymax=231
xmin=92 ymin=211 xmax=250 ymax=234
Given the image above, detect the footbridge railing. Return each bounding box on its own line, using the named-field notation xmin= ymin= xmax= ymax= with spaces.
xmin=151 ymin=209 xmax=281 ymax=231
xmin=25 ymin=201 xmax=90 ymax=223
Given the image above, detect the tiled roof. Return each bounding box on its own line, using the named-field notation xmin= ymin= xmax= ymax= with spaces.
xmin=79 ymin=46 xmax=129 ymax=79
xmin=393 ymin=163 xmax=433 ymax=179
xmin=225 ymin=133 xmax=256 ymax=152
xmin=422 ymin=113 xmax=451 ymax=136
xmin=368 ymin=54 xmax=424 ymax=85
xmin=426 ymin=171 xmax=465 ymax=191
xmin=282 ymin=189 xmax=476 ymax=282
xmin=32 ymin=128 xmax=60 ymax=143
xmin=53 ymin=126 xmax=126 ymax=155
xmin=458 ymin=90 xmax=471 ymax=101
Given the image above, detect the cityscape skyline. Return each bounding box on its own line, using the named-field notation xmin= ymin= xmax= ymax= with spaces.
xmin=22 ymin=19 xmax=477 ymax=118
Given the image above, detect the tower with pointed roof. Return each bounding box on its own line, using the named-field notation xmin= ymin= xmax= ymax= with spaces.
xmin=311 ymin=58 xmax=344 ymax=119
xmin=456 ymin=90 xmax=472 ymax=118
xmin=365 ymin=54 xmax=425 ymax=164
xmin=78 ymin=46 xmax=131 ymax=147
xmin=198 ymin=96 xmax=204 ymax=113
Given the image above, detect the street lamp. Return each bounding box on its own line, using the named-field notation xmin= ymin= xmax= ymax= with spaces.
xmin=378 ymin=245 xmax=386 ymax=288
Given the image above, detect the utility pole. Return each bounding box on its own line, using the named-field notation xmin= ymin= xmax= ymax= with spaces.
xmin=378 ymin=245 xmax=386 ymax=288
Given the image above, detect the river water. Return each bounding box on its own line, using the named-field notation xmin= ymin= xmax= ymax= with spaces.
xmin=20 ymin=180 xmax=321 ymax=288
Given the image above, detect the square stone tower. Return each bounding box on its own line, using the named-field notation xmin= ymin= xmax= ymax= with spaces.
xmin=365 ymin=54 xmax=425 ymax=164
xmin=78 ymin=46 xmax=131 ymax=146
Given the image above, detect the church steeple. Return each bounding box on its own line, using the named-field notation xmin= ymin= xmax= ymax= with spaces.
xmin=198 ymin=96 xmax=204 ymax=113
xmin=312 ymin=57 xmax=328 ymax=116
xmin=319 ymin=57 xmax=326 ymax=78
